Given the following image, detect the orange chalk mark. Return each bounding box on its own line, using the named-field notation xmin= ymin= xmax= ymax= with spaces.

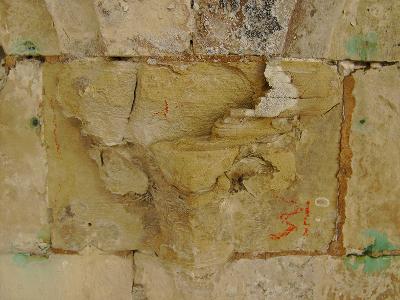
xmin=269 ymin=200 xmax=311 ymax=240
xmin=303 ymin=200 xmax=311 ymax=236
xmin=269 ymin=207 xmax=303 ymax=240
xmin=153 ymin=100 xmax=169 ymax=119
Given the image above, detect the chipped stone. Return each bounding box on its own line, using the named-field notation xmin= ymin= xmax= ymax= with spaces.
xmin=126 ymin=62 xmax=256 ymax=146
xmin=45 ymin=59 xmax=137 ymax=146
xmin=43 ymin=63 xmax=156 ymax=251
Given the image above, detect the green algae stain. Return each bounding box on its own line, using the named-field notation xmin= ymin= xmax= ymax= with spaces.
xmin=12 ymin=40 xmax=39 ymax=55
xmin=364 ymin=229 xmax=397 ymax=254
xmin=12 ymin=253 xmax=47 ymax=267
xmin=346 ymin=32 xmax=378 ymax=61
xmin=344 ymin=230 xmax=397 ymax=274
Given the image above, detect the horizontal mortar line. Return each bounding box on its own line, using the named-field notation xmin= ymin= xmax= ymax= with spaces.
xmin=3 ymin=54 xmax=399 ymax=64
xmin=231 ymin=250 xmax=327 ymax=260
xmin=347 ymin=250 xmax=400 ymax=258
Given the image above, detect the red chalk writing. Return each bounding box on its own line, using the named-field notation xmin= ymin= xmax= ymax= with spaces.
xmin=153 ymin=100 xmax=169 ymax=119
xmin=269 ymin=200 xmax=311 ymax=240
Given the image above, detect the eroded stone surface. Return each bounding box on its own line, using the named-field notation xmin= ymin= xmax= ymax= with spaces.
xmin=255 ymin=60 xmax=341 ymax=117
xmin=344 ymin=64 xmax=400 ymax=253
xmin=0 ymin=251 xmax=133 ymax=300
xmin=126 ymin=62 xmax=257 ymax=145
xmin=135 ymin=253 xmax=400 ymax=300
xmin=43 ymin=62 xmax=158 ymax=251
xmin=0 ymin=61 xmax=49 ymax=254
xmin=194 ymin=0 xmax=296 ymax=55
xmin=284 ymin=0 xmax=400 ymax=61
xmin=45 ymin=59 xmax=137 ymax=146
xmin=149 ymin=61 xmax=342 ymax=267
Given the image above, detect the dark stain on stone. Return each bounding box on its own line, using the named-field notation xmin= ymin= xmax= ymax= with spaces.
xmin=0 ymin=46 xmax=5 ymax=61
xmin=359 ymin=119 xmax=366 ymax=124
xmin=22 ymin=41 xmax=37 ymax=53
xmin=30 ymin=116 xmax=40 ymax=128
xmin=243 ymin=0 xmax=282 ymax=41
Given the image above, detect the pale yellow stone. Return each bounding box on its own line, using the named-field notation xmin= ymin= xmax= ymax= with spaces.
xmin=44 ymin=0 xmax=105 ymax=56
xmin=94 ymin=0 xmax=193 ymax=56
xmin=284 ymin=0 xmax=400 ymax=61
xmin=344 ymin=64 xmax=400 ymax=253
xmin=151 ymin=138 xmax=239 ymax=193
xmin=0 ymin=61 xmax=48 ymax=254
xmin=154 ymin=105 xmax=340 ymax=266
xmin=90 ymin=146 xmax=149 ymax=195
xmin=45 ymin=60 xmax=137 ymax=146
xmin=43 ymin=64 xmax=152 ymax=251
xmin=0 ymin=252 xmax=133 ymax=300
xmin=126 ymin=63 xmax=255 ymax=145
xmin=135 ymin=253 xmax=400 ymax=300
xmin=0 ymin=0 xmax=60 ymax=55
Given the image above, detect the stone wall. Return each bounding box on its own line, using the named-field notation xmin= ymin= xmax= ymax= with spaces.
xmin=0 ymin=1 xmax=399 ymax=299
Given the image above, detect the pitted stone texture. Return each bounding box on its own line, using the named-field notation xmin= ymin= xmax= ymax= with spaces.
xmin=126 ymin=62 xmax=257 ymax=146
xmin=284 ymin=0 xmax=400 ymax=61
xmin=0 ymin=252 xmax=133 ymax=300
xmin=0 ymin=0 xmax=60 ymax=55
xmin=45 ymin=60 xmax=137 ymax=146
xmin=95 ymin=0 xmax=193 ymax=56
xmin=45 ymin=0 xmax=105 ymax=56
xmin=0 ymin=61 xmax=48 ymax=254
xmin=135 ymin=253 xmax=400 ymax=300
xmin=43 ymin=63 xmax=158 ymax=252
xmin=344 ymin=64 xmax=400 ymax=253
xmin=194 ymin=0 xmax=296 ymax=55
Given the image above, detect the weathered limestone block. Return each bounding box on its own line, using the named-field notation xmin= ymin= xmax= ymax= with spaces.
xmin=45 ymin=59 xmax=137 ymax=146
xmin=43 ymin=62 xmax=158 ymax=251
xmin=344 ymin=64 xmax=400 ymax=253
xmin=194 ymin=0 xmax=296 ymax=55
xmin=44 ymin=0 xmax=105 ymax=56
xmin=149 ymin=61 xmax=341 ymax=266
xmin=0 ymin=252 xmax=133 ymax=300
xmin=94 ymin=0 xmax=193 ymax=56
xmin=0 ymin=61 xmax=49 ymax=254
xmin=126 ymin=62 xmax=257 ymax=145
xmin=284 ymin=0 xmax=400 ymax=61
xmin=0 ymin=0 xmax=60 ymax=55
xmin=135 ymin=253 xmax=400 ymax=300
